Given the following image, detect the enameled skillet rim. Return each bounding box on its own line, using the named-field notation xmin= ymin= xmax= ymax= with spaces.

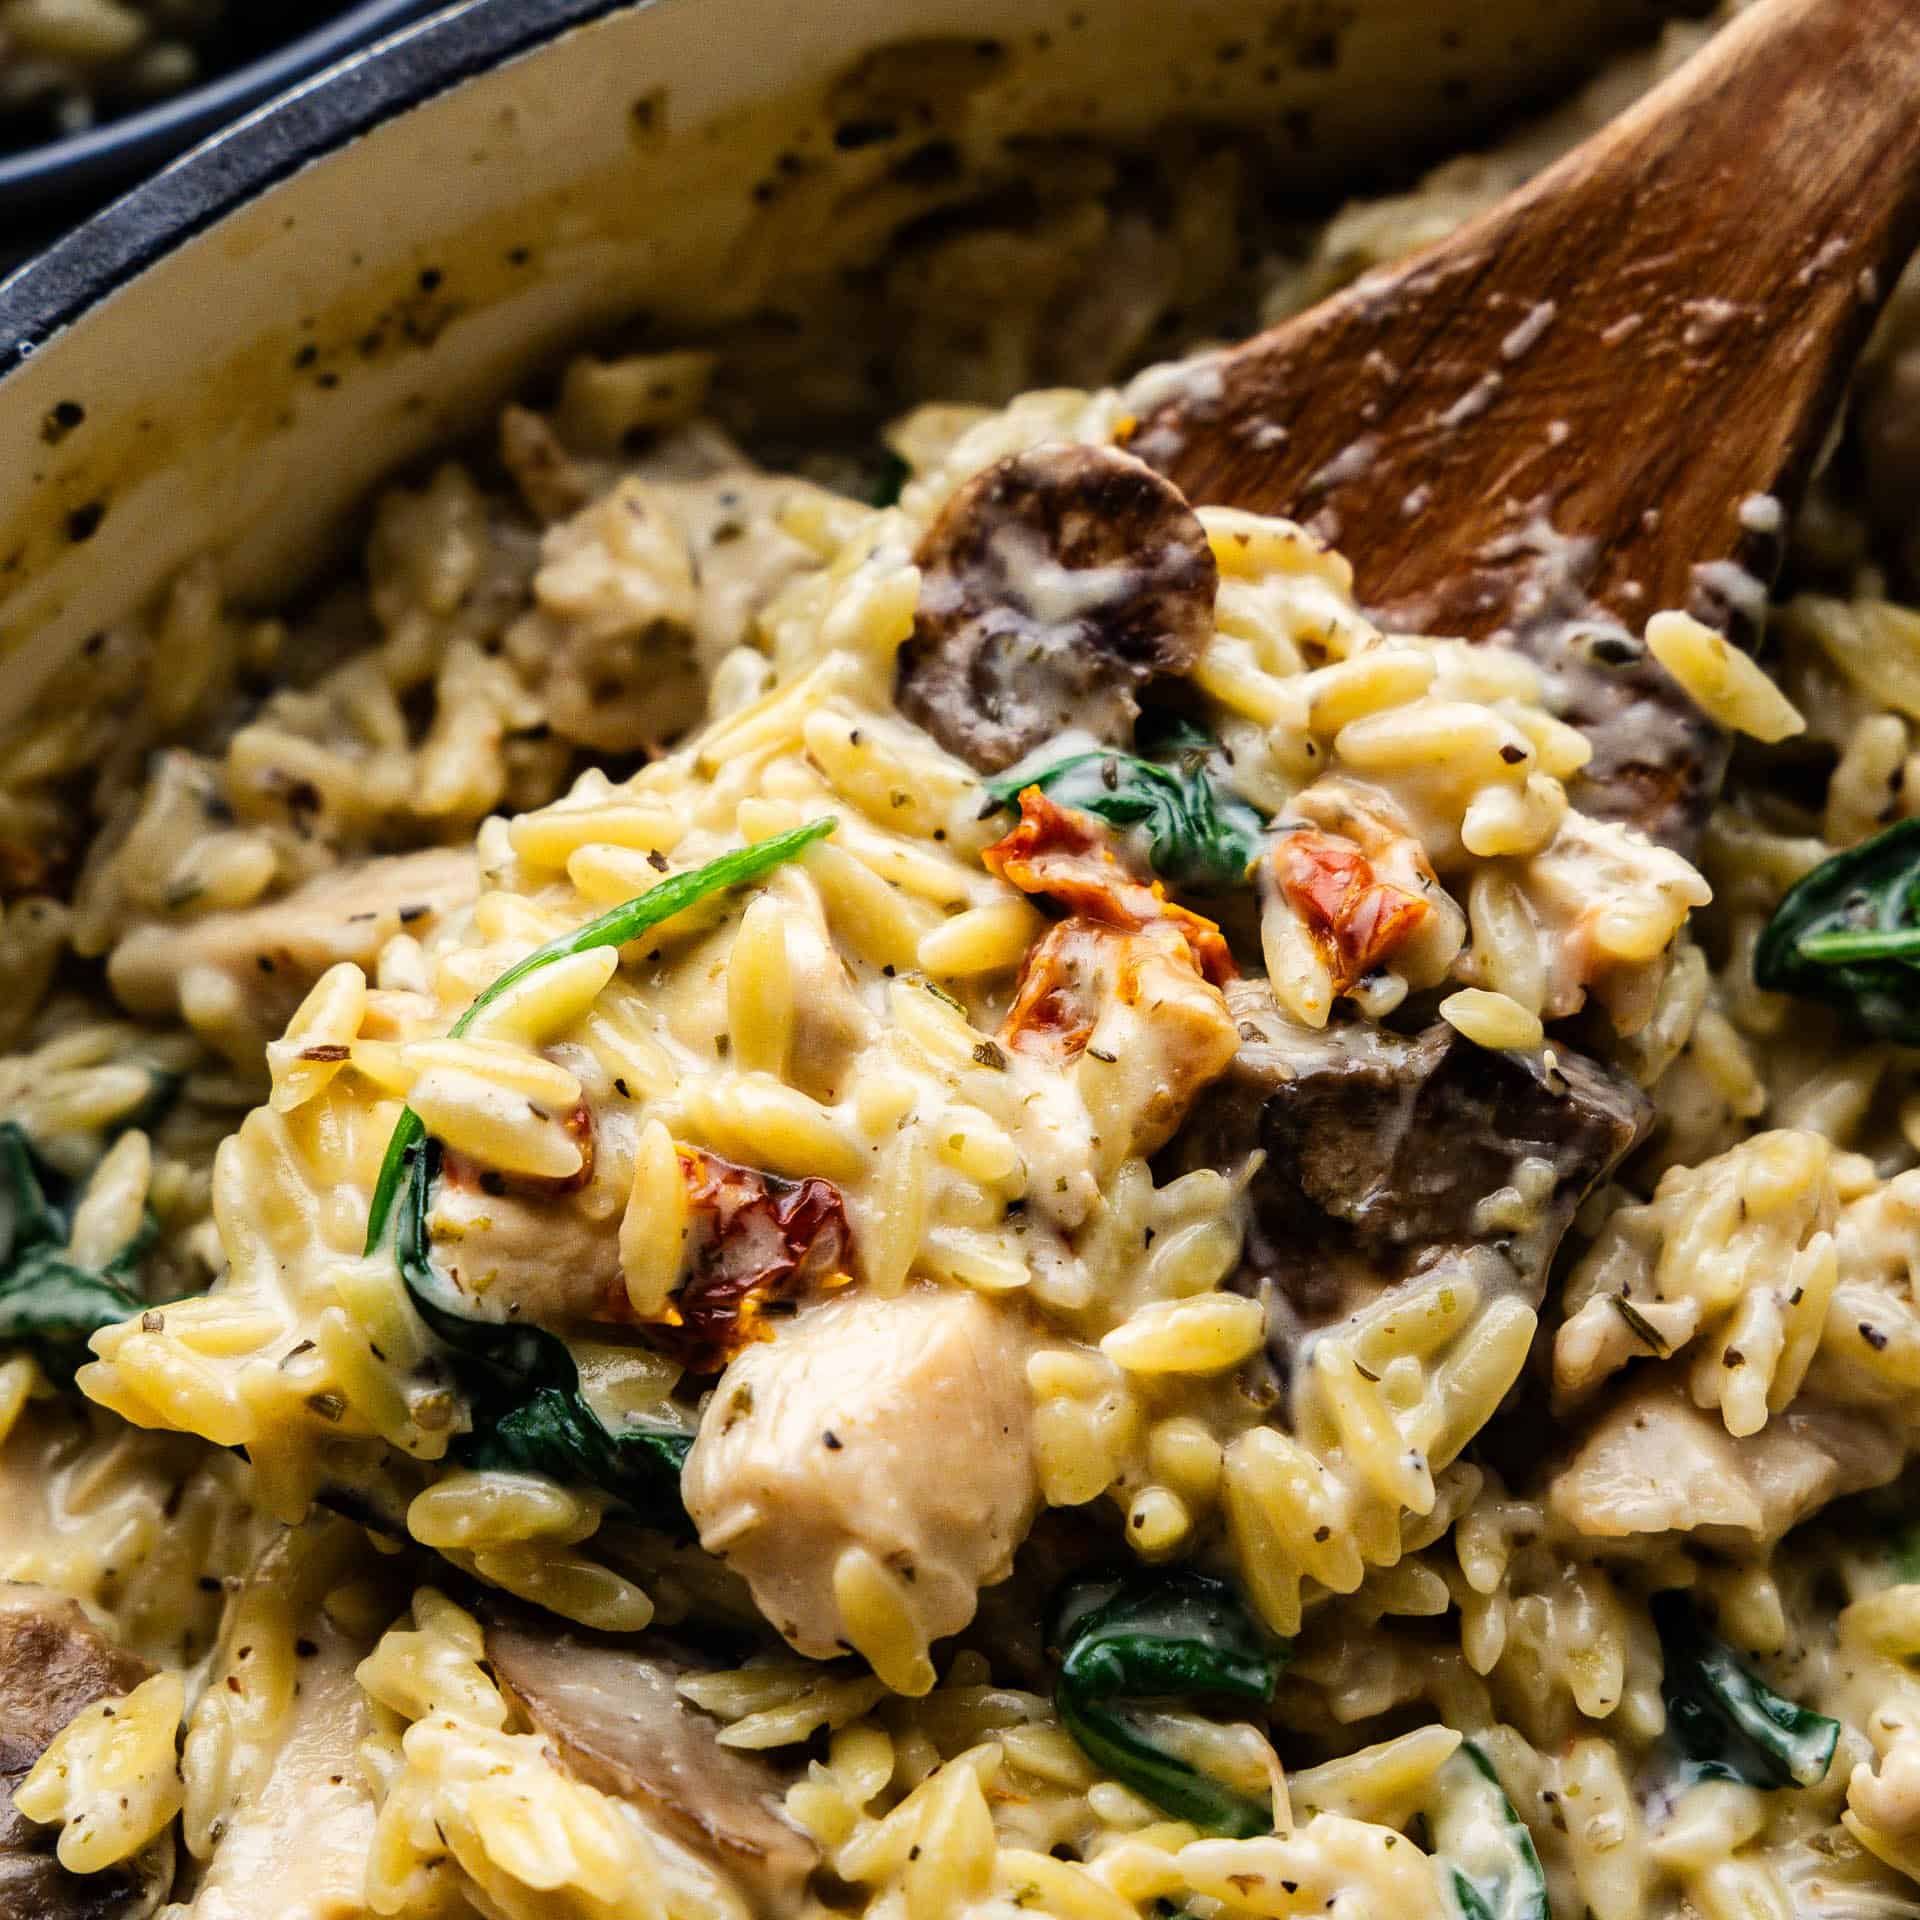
xmin=0 ymin=0 xmax=646 ymax=379
xmin=0 ymin=0 xmax=450 ymax=211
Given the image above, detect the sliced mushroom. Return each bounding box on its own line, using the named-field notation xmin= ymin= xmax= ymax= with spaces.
xmin=0 ymin=1585 xmax=171 ymax=1920
xmin=896 ymin=443 xmax=1217 ymax=772
xmin=481 ymin=1609 xmax=816 ymax=1917
xmin=1171 ymin=979 xmax=1651 ymax=1369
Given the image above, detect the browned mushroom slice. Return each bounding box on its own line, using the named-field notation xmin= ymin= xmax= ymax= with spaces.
xmin=482 ymin=1611 xmax=817 ymax=1917
xmin=896 ymin=443 xmax=1218 ymax=772
xmin=0 ymin=1586 xmax=172 ymax=1920
xmin=1170 ymin=979 xmax=1650 ymax=1380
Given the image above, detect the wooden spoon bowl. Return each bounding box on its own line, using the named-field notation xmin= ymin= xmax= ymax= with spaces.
xmin=1127 ymin=0 xmax=1920 ymax=847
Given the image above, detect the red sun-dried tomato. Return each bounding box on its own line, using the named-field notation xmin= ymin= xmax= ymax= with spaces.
xmin=986 ymin=787 xmax=1234 ymax=985
xmin=645 ymin=1147 xmax=852 ymax=1373
xmin=1271 ymin=828 xmax=1431 ymax=994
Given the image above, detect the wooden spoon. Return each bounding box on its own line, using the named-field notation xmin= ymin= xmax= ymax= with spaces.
xmin=1127 ymin=0 xmax=1920 ymax=849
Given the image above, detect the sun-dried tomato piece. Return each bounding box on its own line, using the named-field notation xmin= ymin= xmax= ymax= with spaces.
xmin=986 ymin=787 xmax=1233 ymax=985
xmin=646 ymin=1148 xmax=851 ymax=1373
xmin=1271 ymin=828 xmax=1431 ymax=994
xmin=1001 ymin=919 xmax=1105 ymax=1061
xmin=997 ymin=915 xmax=1239 ymax=1168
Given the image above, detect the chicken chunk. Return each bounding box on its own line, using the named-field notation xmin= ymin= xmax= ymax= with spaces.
xmin=427 ymin=1137 xmax=849 ymax=1373
xmin=109 ymin=846 xmax=475 ymax=1065
xmin=504 ymin=432 xmax=838 ymax=755
xmin=682 ymin=1288 xmax=1039 ymax=1690
xmin=0 ymin=1585 xmax=171 ymax=1920
xmin=1004 ymin=916 xmax=1241 ymax=1182
xmin=987 ymin=788 xmax=1241 ymax=1189
xmin=1547 ymin=1378 xmax=1904 ymax=1546
xmin=181 ymin=1616 xmax=374 ymax=1920
xmin=483 ymin=1609 xmax=816 ymax=1917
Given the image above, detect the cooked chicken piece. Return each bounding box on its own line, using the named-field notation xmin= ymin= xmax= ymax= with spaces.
xmin=180 ymin=1616 xmax=374 ymax=1920
xmin=505 ymin=428 xmax=837 ymax=755
xmin=428 ymin=1138 xmax=848 ymax=1374
xmin=109 ymin=845 xmax=475 ymax=1065
xmin=897 ymin=443 xmax=1217 ymax=772
xmin=0 ymin=1585 xmax=171 ymax=1920
xmin=483 ymin=1609 xmax=815 ymax=1917
xmin=1547 ymin=1378 xmax=1904 ymax=1546
xmin=682 ymin=1287 xmax=1039 ymax=1687
xmin=986 ymin=788 xmax=1240 ymax=1190
xmin=1004 ymin=916 xmax=1240 ymax=1183
xmin=427 ymin=1132 xmax=626 ymax=1329
xmin=511 ymin=477 xmax=702 ymax=754
xmin=1172 ymin=979 xmax=1650 ymax=1372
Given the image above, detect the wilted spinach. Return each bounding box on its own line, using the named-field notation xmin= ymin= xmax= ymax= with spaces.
xmin=1753 ymin=816 xmax=1920 ymax=1042
xmin=1890 ymin=1518 xmax=1920 ymax=1585
xmin=1654 ymin=1591 xmax=1839 ymax=1789
xmin=0 ymin=1120 xmax=162 ymax=1383
xmin=366 ymin=819 xmax=835 ymax=1519
xmin=986 ymin=718 xmax=1267 ymax=895
xmin=1051 ymin=1569 xmax=1288 ymax=1837
xmin=391 ymin=1138 xmax=689 ymax=1521
xmin=1426 ymin=1740 xmax=1549 ymax=1920
xmin=868 ymin=451 xmax=910 ymax=508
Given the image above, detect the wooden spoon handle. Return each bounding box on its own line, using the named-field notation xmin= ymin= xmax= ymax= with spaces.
xmin=1132 ymin=0 xmax=1920 ymax=846
xmin=1138 ymin=0 xmax=1920 ymax=636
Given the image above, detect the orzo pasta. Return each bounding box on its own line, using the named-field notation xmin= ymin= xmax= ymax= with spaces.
xmin=6 ymin=9 xmax=1920 ymax=1920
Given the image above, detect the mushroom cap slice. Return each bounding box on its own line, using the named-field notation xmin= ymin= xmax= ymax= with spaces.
xmin=0 ymin=1585 xmax=171 ymax=1920
xmin=482 ymin=1610 xmax=817 ymax=1917
xmin=896 ymin=442 xmax=1217 ymax=773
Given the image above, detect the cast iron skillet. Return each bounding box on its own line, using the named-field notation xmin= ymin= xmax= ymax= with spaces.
xmin=0 ymin=0 xmax=647 ymax=364
xmin=0 ymin=0 xmax=448 ymax=218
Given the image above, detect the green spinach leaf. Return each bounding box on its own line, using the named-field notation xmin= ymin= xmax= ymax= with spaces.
xmin=464 ymin=1386 xmax=693 ymax=1507
xmin=1753 ymin=816 xmax=1920 ymax=1042
xmin=1654 ymin=1591 xmax=1839 ymax=1789
xmin=1051 ymin=1569 xmax=1287 ymax=1837
xmin=1890 ymin=1518 xmax=1920 ymax=1585
xmin=868 ymin=451 xmax=910 ymax=508
xmin=366 ymin=817 xmax=835 ymax=1254
xmin=0 ymin=1121 xmax=155 ymax=1383
xmin=393 ymin=1144 xmax=691 ymax=1522
xmin=366 ymin=819 xmax=835 ymax=1519
xmin=985 ymin=719 xmax=1266 ymax=895
xmin=1427 ymin=1740 xmax=1550 ymax=1920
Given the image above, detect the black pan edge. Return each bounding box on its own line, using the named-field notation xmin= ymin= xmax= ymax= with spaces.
xmin=0 ymin=0 xmax=647 ymax=379
xmin=0 ymin=0 xmax=446 ymax=214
